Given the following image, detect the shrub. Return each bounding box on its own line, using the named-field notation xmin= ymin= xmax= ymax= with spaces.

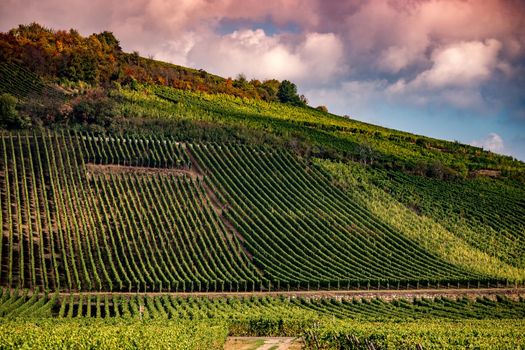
xmin=0 ymin=93 xmax=29 ymax=128
xmin=71 ymin=89 xmax=117 ymax=126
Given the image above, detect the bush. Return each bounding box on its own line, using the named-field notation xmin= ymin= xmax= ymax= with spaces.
xmin=71 ymin=90 xmax=117 ymax=127
xmin=0 ymin=93 xmax=29 ymax=128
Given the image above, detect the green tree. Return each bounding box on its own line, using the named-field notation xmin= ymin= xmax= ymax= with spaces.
xmin=233 ymin=74 xmax=248 ymax=89
xmin=277 ymin=80 xmax=303 ymax=106
xmin=95 ymin=31 xmax=121 ymax=51
xmin=261 ymin=79 xmax=280 ymax=101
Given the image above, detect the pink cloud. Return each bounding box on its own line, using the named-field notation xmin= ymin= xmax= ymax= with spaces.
xmin=187 ymin=30 xmax=344 ymax=83
xmin=0 ymin=0 xmax=523 ymax=117
xmin=471 ymin=133 xmax=505 ymax=153
xmin=413 ymin=39 xmax=503 ymax=88
xmin=1 ymin=0 xmax=523 ymax=81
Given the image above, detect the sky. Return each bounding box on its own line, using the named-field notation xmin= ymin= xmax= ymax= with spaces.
xmin=1 ymin=0 xmax=525 ymax=160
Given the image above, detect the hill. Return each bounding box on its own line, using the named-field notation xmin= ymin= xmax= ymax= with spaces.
xmin=1 ymin=24 xmax=524 ymax=178
xmin=3 ymin=131 xmax=514 ymax=293
xmin=0 ymin=23 xmax=524 ymax=349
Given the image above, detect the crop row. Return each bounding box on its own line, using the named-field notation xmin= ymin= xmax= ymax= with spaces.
xmin=80 ymin=132 xmax=191 ymax=168
xmin=190 ymin=143 xmax=486 ymax=285
xmin=0 ymin=132 xmax=260 ymax=291
xmin=1 ymin=288 xmax=524 ymax=321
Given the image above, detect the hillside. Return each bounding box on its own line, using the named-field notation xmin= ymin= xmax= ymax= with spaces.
xmin=1 ymin=24 xmax=524 ymax=178
xmin=0 ymin=131 xmax=522 ymax=293
xmin=1 ymin=23 xmax=525 ymax=349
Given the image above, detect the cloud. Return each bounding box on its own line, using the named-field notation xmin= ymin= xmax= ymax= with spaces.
xmin=412 ymin=40 xmax=503 ymax=88
xmin=187 ymin=30 xmax=344 ymax=83
xmin=385 ymin=39 xmax=506 ymax=109
xmin=1 ymin=0 xmax=523 ymax=84
xmin=471 ymin=133 xmax=505 ymax=153
xmin=378 ymin=46 xmax=420 ymax=73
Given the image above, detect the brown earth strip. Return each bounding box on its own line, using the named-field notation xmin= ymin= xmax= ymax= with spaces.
xmin=19 ymin=287 xmax=524 ymax=301
xmin=85 ymin=163 xmax=201 ymax=178
xmin=224 ymin=337 xmax=303 ymax=350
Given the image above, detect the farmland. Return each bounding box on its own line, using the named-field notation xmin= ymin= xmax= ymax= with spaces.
xmin=0 ymin=289 xmax=524 ymax=349
xmin=0 ymin=131 xmax=523 ymax=348
xmin=2 ymin=132 xmax=516 ymax=293
xmin=1 ymin=24 xmax=524 ymax=348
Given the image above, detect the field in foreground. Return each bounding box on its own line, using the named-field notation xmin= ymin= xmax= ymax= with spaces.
xmin=0 ymin=290 xmax=524 ymax=349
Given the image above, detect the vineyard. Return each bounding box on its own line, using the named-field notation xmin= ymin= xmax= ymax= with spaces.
xmin=367 ymin=169 xmax=525 ymax=268
xmin=0 ymin=132 xmax=262 ymax=292
xmin=0 ymin=289 xmax=524 ymax=349
xmin=1 ymin=132 xmax=515 ymax=294
xmin=191 ymin=143 xmax=483 ymax=286
xmin=1 ymin=24 xmax=524 ymax=348
xmin=319 ymin=159 xmax=525 ymax=283
xmin=146 ymin=86 xmax=525 ymax=176
xmin=0 ymin=62 xmax=63 ymax=101
xmin=0 ymin=130 xmax=523 ymax=347
xmin=1 ymin=289 xmax=524 ymax=321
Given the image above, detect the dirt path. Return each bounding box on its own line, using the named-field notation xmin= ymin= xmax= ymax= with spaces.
xmin=224 ymin=337 xmax=302 ymax=350
xmin=30 ymin=287 xmax=525 ymax=300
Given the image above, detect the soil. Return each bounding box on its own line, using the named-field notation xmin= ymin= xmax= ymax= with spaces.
xmin=13 ymin=287 xmax=522 ymax=300
xmin=85 ymin=163 xmax=201 ymax=179
xmin=224 ymin=337 xmax=302 ymax=350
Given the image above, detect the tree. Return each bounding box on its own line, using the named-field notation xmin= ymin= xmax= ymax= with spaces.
xmin=277 ymin=80 xmax=303 ymax=106
xmin=261 ymin=79 xmax=280 ymax=101
xmin=95 ymin=31 xmax=121 ymax=51
xmin=71 ymin=90 xmax=117 ymax=126
xmin=233 ymin=74 xmax=247 ymax=89
xmin=299 ymin=94 xmax=308 ymax=105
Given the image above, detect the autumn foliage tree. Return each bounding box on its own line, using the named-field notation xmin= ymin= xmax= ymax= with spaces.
xmin=0 ymin=23 xmax=308 ymax=105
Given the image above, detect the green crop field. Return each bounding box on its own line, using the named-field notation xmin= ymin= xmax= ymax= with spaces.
xmin=2 ymin=132 xmax=519 ymax=293
xmin=0 ymin=131 xmax=522 ymax=348
xmin=0 ymin=289 xmax=524 ymax=349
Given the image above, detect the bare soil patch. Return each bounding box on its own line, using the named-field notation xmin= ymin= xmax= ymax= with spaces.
xmin=224 ymin=337 xmax=302 ymax=350
xmin=471 ymin=169 xmax=501 ymax=178
xmin=85 ymin=163 xmax=201 ymax=179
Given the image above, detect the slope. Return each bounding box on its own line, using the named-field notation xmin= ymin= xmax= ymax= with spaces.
xmin=1 ymin=132 xmax=519 ymax=294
